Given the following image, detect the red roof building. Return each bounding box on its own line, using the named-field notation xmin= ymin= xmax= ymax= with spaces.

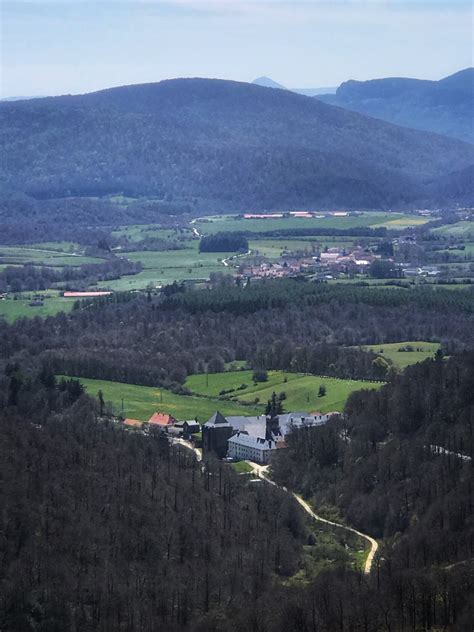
xmin=123 ymin=418 xmax=143 ymax=428
xmin=148 ymin=412 xmax=177 ymax=427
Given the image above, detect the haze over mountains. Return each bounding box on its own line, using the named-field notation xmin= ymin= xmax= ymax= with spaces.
xmin=1 ymin=78 xmax=473 ymax=211
xmin=253 ymin=76 xmax=337 ymax=96
xmin=317 ymin=68 xmax=474 ymax=143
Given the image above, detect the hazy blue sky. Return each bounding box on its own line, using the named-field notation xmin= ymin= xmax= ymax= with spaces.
xmin=1 ymin=0 xmax=472 ymax=98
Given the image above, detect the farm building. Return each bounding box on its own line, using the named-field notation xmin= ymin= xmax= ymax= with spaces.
xmin=148 ymin=412 xmax=177 ymax=428
xmin=123 ymin=418 xmax=143 ymax=429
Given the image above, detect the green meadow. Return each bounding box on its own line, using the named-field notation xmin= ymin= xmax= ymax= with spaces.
xmin=195 ymin=212 xmax=424 ymax=235
xmin=68 ymin=376 xmax=261 ymax=422
xmin=432 ymin=221 xmax=474 ymax=238
xmin=0 ymin=245 xmax=104 ymax=267
xmin=0 ymin=294 xmax=77 ymax=322
xmin=360 ymin=341 xmax=440 ymax=369
xmin=105 ymin=243 xmax=234 ymax=290
xmin=67 ymin=371 xmax=382 ymax=422
xmin=186 ymin=370 xmax=382 ymax=414
xmin=111 ymin=225 xmax=194 ymax=243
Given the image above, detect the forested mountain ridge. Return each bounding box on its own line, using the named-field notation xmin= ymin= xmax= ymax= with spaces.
xmin=317 ymin=68 xmax=474 ymax=144
xmin=1 ymin=78 xmax=473 ymax=209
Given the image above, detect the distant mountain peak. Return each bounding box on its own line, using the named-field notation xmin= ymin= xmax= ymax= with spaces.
xmin=252 ymin=76 xmax=287 ymax=90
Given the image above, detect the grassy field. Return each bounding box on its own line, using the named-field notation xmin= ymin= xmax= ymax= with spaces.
xmin=361 ymin=341 xmax=440 ymax=369
xmin=67 ymin=371 xmax=382 ymax=422
xmin=248 ymin=238 xmax=356 ymax=259
xmin=371 ymin=217 xmax=433 ymax=229
xmin=112 ymin=225 xmax=194 ymax=243
xmin=0 ymin=246 xmax=104 ymax=267
xmin=432 ymin=221 xmax=474 ymax=238
xmin=186 ymin=370 xmax=382 ymax=413
xmin=106 ymin=243 xmax=233 ymax=290
xmin=195 ymin=212 xmax=425 ymax=235
xmin=0 ymin=294 xmax=77 ymax=322
xmin=68 ymin=376 xmax=261 ymax=421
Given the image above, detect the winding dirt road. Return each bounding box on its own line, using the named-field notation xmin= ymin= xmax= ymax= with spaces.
xmin=171 ymin=439 xmax=378 ymax=574
xmin=248 ymin=462 xmax=378 ymax=575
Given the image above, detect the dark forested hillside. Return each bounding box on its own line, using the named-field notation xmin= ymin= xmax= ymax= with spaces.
xmin=1 ymin=79 xmax=473 ymax=210
xmin=0 ymin=377 xmax=306 ymax=631
xmin=270 ymin=353 xmax=474 ymax=630
xmin=318 ymin=68 xmax=474 ymax=144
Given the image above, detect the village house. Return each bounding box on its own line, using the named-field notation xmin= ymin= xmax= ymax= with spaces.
xmin=148 ymin=412 xmax=178 ymax=429
xmin=123 ymin=418 xmax=143 ymax=429
xmin=173 ymin=419 xmax=201 ymax=439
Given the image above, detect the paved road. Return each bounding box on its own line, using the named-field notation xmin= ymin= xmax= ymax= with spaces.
xmin=247 ymin=461 xmax=379 ymax=575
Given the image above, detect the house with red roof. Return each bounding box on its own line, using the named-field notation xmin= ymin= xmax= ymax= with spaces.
xmin=148 ymin=412 xmax=177 ymax=428
xmin=123 ymin=418 xmax=143 ymax=428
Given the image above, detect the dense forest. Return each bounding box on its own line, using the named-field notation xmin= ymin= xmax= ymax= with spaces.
xmin=0 ymin=281 xmax=473 ymax=392
xmin=1 ymin=79 xmax=473 ymax=209
xmin=272 ymin=353 xmax=474 ymax=630
xmin=0 ymin=374 xmax=306 ymax=631
xmin=199 ymin=232 xmax=249 ymax=253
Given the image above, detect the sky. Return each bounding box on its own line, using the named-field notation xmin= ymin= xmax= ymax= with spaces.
xmin=0 ymin=0 xmax=472 ymax=98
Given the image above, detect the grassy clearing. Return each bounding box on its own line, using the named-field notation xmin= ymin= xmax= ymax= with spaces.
xmin=25 ymin=241 xmax=82 ymax=252
xmin=432 ymin=221 xmax=474 ymax=238
xmin=0 ymin=294 xmax=77 ymax=322
xmin=195 ymin=211 xmax=409 ymax=235
xmin=0 ymin=246 xmax=104 ymax=267
xmin=106 ymin=243 xmax=233 ymax=290
xmin=231 ymin=461 xmax=254 ymax=474
xmin=67 ymin=372 xmax=381 ymax=422
xmin=67 ymin=376 xmax=261 ymax=422
xmin=112 ymin=225 xmax=194 ymax=243
xmin=186 ymin=370 xmax=382 ymax=414
xmin=361 ymin=341 xmax=440 ymax=369
xmin=292 ymin=520 xmax=369 ymax=582
xmin=371 ymin=217 xmax=432 ymax=229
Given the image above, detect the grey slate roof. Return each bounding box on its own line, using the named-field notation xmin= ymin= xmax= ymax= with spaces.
xmin=228 ymin=431 xmax=275 ymax=450
xmin=204 ymin=411 xmax=230 ymax=428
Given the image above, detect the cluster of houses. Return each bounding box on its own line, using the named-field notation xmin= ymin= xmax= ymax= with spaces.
xmin=123 ymin=413 xmax=200 ymax=439
xmin=123 ymin=409 xmax=338 ymax=464
xmin=239 ymin=246 xmax=380 ymax=281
